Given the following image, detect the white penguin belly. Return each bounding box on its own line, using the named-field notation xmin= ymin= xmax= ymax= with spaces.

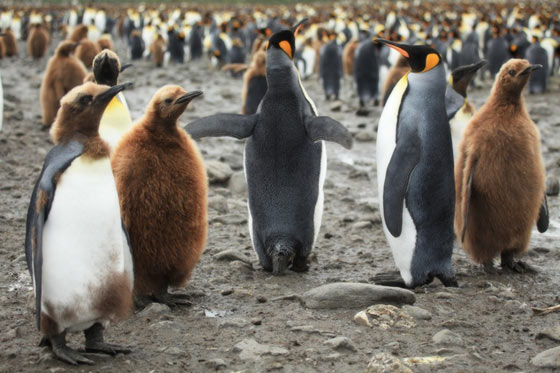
xmin=312 ymin=141 xmax=326 ymax=245
xmin=98 ymin=92 xmax=133 ymax=152
xmin=41 ymin=156 xmax=132 ymax=333
xmin=449 ymin=104 xmax=471 ymax=161
xmin=376 ymin=75 xmax=416 ymax=286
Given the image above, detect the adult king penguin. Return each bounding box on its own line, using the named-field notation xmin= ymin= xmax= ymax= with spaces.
xmin=186 ymin=20 xmax=353 ymax=275
xmin=25 ymin=81 xmax=134 ymax=365
xmin=374 ymin=39 xmax=458 ymax=288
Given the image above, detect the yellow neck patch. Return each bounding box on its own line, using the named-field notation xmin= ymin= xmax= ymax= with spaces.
xmin=279 ymin=40 xmax=293 ymax=59
xmin=423 ymin=53 xmax=440 ymax=72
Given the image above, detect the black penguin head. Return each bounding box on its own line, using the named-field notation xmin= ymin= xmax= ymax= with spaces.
xmin=450 ymin=60 xmax=486 ymax=97
xmin=92 ymin=49 xmax=121 ymax=86
xmin=375 ymin=39 xmax=442 ymax=73
xmin=265 ymin=18 xmax=308 ymax=63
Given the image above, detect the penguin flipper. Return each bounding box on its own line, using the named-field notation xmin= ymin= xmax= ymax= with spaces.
xmin=444 ymin=85 xmax=464 ymax=119
xmin=537 ymin=194 xmax=549 ymax=233
xmin=185 ymin=113 xmax=258 ymax=140
xmin=304 ymin=116 xmax=353 ymax=149
xmin=25 ymin=140 xmax=84 ymax=330
xmin=383 ymin=134 xmax=421 ymax=237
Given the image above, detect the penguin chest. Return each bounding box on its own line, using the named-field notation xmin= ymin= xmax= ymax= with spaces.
xmin=98 ymin=93 xmax=133 ymax=152
xmin=41 ymin=156 xmax=132 ymax=330
xmin=449 ymin=104 xmax=472 ymax=161
xmin=376 ymin=75 xmax=416 ymax=285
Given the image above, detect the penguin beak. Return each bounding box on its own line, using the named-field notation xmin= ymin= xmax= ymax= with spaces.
xmin=520 ymin=64 xmax=542 ymax=76
xmin=374 ymin=38 xmax=412 ymax=58
xmin=468 ymin=60 xmax=487 ymax=74
xmin=291 ymin=18 xmax=309 ymax=36
xmin=120 ymin=63 xmax=133 ymax=72
xmin=95 ymin=82 xmax=133 ymax=104
xmin=175 ymin=90 xmax=203 ymax=105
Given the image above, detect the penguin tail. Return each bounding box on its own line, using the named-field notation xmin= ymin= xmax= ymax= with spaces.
xmin=265 ymin=237 xmax=299 ymax=276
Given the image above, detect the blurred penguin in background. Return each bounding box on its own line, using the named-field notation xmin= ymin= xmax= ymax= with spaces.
xmin=319 ymin=32 xmax=343 ymax=101
xmin=525 ymin=31 xmax=549 ymax=94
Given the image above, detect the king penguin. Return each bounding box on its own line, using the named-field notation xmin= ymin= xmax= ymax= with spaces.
xmin=374 ymin=39 xmax=458 ymax=288
xmin=25 ymin=81 xmax=134 ymax=365
xmin=445 ymin=60 xmax=487 ymax=161
xmin=90 ymin=49 xmax=133 ymax=152
xmin=186 ymin=20 xmax=353 ymax=275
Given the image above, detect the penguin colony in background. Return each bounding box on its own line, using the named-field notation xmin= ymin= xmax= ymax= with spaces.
xmin=0 ymin=0 xmax=553 ymax=365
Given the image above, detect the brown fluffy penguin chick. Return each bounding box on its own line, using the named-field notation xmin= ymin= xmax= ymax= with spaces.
xmin=75 ymin=39 xmax=100 ymax=69
xmin=455 ymin=59 xmax=546 ymax=273
xmin=96 ymin=35 xmax=114 ymax=51
xmin=342 ymin=39 xmax=359 ymax=76
xmin=149 ymin=34 xmax=166 ymax=67
xmin=40 ymin=40 xmax=87 ymax=126
xmin=241 ymin=50 xmax=266 ymax=115
xmin=2 ymin=28 xmax=18 ymax=56
xmin=112 ymin=85 xmax=207 ymax=307
xmin=27 ymin=24 xmax=50 ymax=59
xmin=69 ymin=24 xmax=88 ymax=42
xmin=381 ymin=55 xmax=410 ymax=106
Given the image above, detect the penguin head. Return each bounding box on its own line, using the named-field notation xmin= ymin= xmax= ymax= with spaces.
xmin=449 ymin=60 xmax=486 ymax=97
xmin=55 ymin=40 xmax=80 ymax=57
xmin=147 ymin=85 xmax=203 ymax=122
xmin=265 ymin=18 xmax=308 ymax=69
xmin=376 ymin=39 xmax=442 ymax=73
xmin=92 ymin=49 xmax=122 ymax=86
xmin=51 ymin=82 xmax=133 ymax=143
xmin=493 ymin=59 xmax=542 ymax=96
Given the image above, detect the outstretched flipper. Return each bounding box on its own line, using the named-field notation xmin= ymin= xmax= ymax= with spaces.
xmin=25 ymin=140 xmax=84 ymax=329
xmin=383 ymin=132 xmax=421 ymax=237
xmin=185 ymin=113 xmax=258 ymax=140
xmin=304 ymin=116 xmax=353 ymax=149
xmin=537 ymin=194 xmax=549 ymax=233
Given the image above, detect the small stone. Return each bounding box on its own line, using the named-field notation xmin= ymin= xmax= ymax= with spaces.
xmin=233 ymin=338 xmax=289 ymax=361
xmin=138 ymin=303 xmax=171 ymax=317
xmin=546 ymin=176 xmax=559 ymax=196
xmin=221 ymin=289 xmax=234 ymax=296
xmin=536 ymin=325 xmax=560 ymax=342
xmin=206 ymin=358 xmax=227 ymax=370
xmin=367 ymin=353 xmax=413 ymax=373
xmin=403 ymin=305 xmax=432 ymax=320
xmin=360 ymin=304 xmax=416 ymax=329
xmin=330 ymin=100 xmax=342 ymax=112
xmin=211 ymin=213 xmax=247 ymax=225
xmin=355 ymin=130 xmax=375 ymax=142
xmin=325 ymin=352 xmax=342 ymax=361
xmin=353 ymin=310 xmax=371 ymax=327
xmin=323 ymin=336 xmax=357 ymax=352
xmin=214 ymin=249 xmax=252 ymax=265
xmin=206 ymin=161 xmax=233 ymax=184
xmin=219 ymin=318 xmax=249 ymax=328
xmin=352 ymin=220 xmax=373 ymax=230
xmin=228 ymin=171 xmax=248 ymax=195
xmin=251 ymin=318 xmax=262 ymax=325
xmin=164 ymin=346 xmax=188 ymax=356
xmin=257 ymin=296 xmax=267 ymax=303
xmin=208 ymin=195 xmax=229 ymax=213
xmin=432 ymin=329 xmax=464 ymax=346
xmin=531 ymin=346 xmax=560 ymax=368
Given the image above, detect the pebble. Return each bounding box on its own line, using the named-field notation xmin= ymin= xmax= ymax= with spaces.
xmin=536 ymin=325 xmax=560 ymax=342
xmin=546 ymin=176 xmax=559 ymax=196
xmin=208 ymin=195 xmax=229 ymax=213
xmin=138 ymin=303 xmax=171 ymax=317
xmin=352 ymin=220 xmax=373 ymax=229
xmin=206 ymin=161 xmax=233 ymax=184
xmin=233 ymin=338 xmax=289 ymax=361
xmin=214 ymin=249 xmax=252 ymax=265
xmin=531 ymin=346 xmax=560 ymax=368
xmin=302 ymin=282 xmax=415 ymax=309
xmin=355 ymin=304 xmax=416 ymax=329
xmin=164 ymin=346 xmax=188 ymax=356
xmin=219 ymin=318 xmax=249 ymax=328
xmin=323 ymin=336 xmax=357 ymax=352
xmin=367 ymin=353 xmax=413 ymax=373
xmin=432 ymin=329 xmax=464 ymax=346
xmin=206 ymin=358 xmax=227 ymax=370
xmin=403 ymin=305 xmax=432 ymax=320
xmin=211 ymin=213 xmax=247 ymax=225
xmin=330 ymin=101 xmax=342 ymax=112
xmin=228 ymin=171 xmax=247 ymax=195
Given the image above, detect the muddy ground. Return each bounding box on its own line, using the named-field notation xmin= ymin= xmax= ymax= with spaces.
xmin=1 ymin=37 xmax=560 ymax=373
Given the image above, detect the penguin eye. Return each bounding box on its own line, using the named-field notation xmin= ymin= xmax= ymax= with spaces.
xmin=164 ymin=98 xmax=173 ymax=105
xmin=508 ymin=69 xmax=516 ymax=77
xmin=79 ymin=95 xmax=93 ymax=105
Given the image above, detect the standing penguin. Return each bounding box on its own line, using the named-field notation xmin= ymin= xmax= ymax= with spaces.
xmin=455 ymin=59 xmax=548 ymax=272
xmin=75 ymin=39 xmax=101 ymax=69
xmin=189 ymin=23 xmax=203 ymax=61
xmin=319 ymin=35 xmax=343 ymax=101
xmin=167 ymin=29 xmax=186 ymax=64
xmin=150 ymin=34 xmax=166 ymax=67
xmin=186 ymin=21 xmax=353 ymax=275
xmin=2 ymin=28 xmax=18 ymax=56
xmin=241 ymin=51 xmax=267 ymax=115
xmin=112 ymin=86 xmax=206 ymax=306
xmin=40 ymin=40 xmax=87 ymax=126
xmin=446 ymin=60 xmax=487 ymax=160
xmin=25 ymin=81 xmax=134 ymax=365
xmin=374 ymin=39 xmax=457 ymax=288
xmin=487 ymin=28 xmax=509 ymax=78
xmin=354 ymin=37 xmax=380 ymax=112
xmin=129 ymin=30 xmax=144 ymax=60
xmin=525 ymin=36 xmax=549 ymax=94
xmin=90 ymin=50 xmax=133 ymax=152
xmin=27 ymin=23 xmax=49 ymax=59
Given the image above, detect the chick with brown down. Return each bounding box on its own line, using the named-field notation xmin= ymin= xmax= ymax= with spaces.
xmin=27 ymin=24 xmax=50 ymax=59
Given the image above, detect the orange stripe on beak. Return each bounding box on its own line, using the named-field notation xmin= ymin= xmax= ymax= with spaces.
xmin=386 ymin=44 xmax=409 ymax=58
xmin=279 ymin=40 xmax=293 ymax=59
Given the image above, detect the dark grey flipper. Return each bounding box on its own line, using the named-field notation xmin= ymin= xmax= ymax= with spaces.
xmin=304 ymin=116 xmax=353 ymax=149
xmin=537 ymin=194 xmax=549 ymax=233
xmin=461 ymin=162 xmax=475 ymax=242
xmin=24 ymin=140 xmax=84 ymax=329
xmin=444 ymin=85 xmax=465 ymax=119
xmin=185 ymin=113 xmax=258 ymax=139
xmin=383 ymin=132 xmax=421 ymax=237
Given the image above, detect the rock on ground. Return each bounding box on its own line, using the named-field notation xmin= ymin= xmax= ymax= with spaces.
xmin=531 ymin=346 xmax=560 ymax=368
xmin=233 ymin=338 xmax=289 ymax=361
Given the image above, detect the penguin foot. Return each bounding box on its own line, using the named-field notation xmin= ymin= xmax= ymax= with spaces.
xmin=290 ymin=256 xmax=309 ymax=273
xmin=500 ymin=252 xmax=537 ymax=274
xmin=152 ymin=291 xmax=194 ymax=307
xmin=370 ymin=271 xmax=407 ymax=288
xmin=483 ymin=262 xmax=499 ymax=274
xmin=356 ymin=108 xmax=370 ymax=117
xmin=84 ymin=323 xmax=132 ymax=356
xmin=437 ymin=275 xmax=459 ymax=287
xmin=48 ymin=332 xmax=94 ymax=365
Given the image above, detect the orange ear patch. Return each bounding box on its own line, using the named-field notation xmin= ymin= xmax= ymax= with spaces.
xmin=279 ymin=40 xmax=293 ymax=59
xmin=386 ymin=43 xmax=409 ymax=58
xmin=423 ymin=53 xmax=440 ymax=72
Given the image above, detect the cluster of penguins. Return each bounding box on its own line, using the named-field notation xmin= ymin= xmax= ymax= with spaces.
xmin=0 ymin=0 xmax=555 ymax=366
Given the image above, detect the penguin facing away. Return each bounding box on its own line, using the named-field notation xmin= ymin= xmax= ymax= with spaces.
xmin=319 ymin=37 xmax=343 ymax=101
xmin=112 ymin=86 xmax=206 ymax=306
xmin=27 ymin=23 xmax=49 ymax=59
xmin=374 ymin=39 xmax=458 ymax=288
xmin=445 ymin=60 xmax=487 ymax=161
xmin=25 ymin=81 xmax=134 ymax=365
xmin=455 ymin=59 xmax=548 ymax=273
xmin=186 ymin=20 xmax=353 ymax=275
xmin=90 ymin=49 xmax=133 ymax=152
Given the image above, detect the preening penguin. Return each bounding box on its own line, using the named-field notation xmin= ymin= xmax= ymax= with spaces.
xmin=186 ymin=20 xmax=353 ymax=275
xmin=446 ymin=60 xmax=486 ymax=161
xmin=112 ymin=86 xmax=206 ymax=306
xmin=40 ymin=40 xmax=87 ymax=127
xmin=25 ymin=82 xmax=134 ymax=365
xmin=27 ymin=23 xmax=49 ymax=59
xmin=455 ymin=59 xmax=548 ymax=273
xmin=91 ymin=50 xmax=133 ymax=152
xmin=374 ymin=39 xmax=457 ymax=288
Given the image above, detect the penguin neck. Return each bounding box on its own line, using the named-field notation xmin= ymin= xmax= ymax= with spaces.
xmin=266 ymin=65 xmax=300 ymax=94
xmin=144 ymin=112 xmax=181 ymax=136
xmin=489 ymin=83 xmax=526 ymax=109
xmin=59 ymin=131 xmax=109 ymax=159
xmin=407 ymin=64 xmax=446 ymax=93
